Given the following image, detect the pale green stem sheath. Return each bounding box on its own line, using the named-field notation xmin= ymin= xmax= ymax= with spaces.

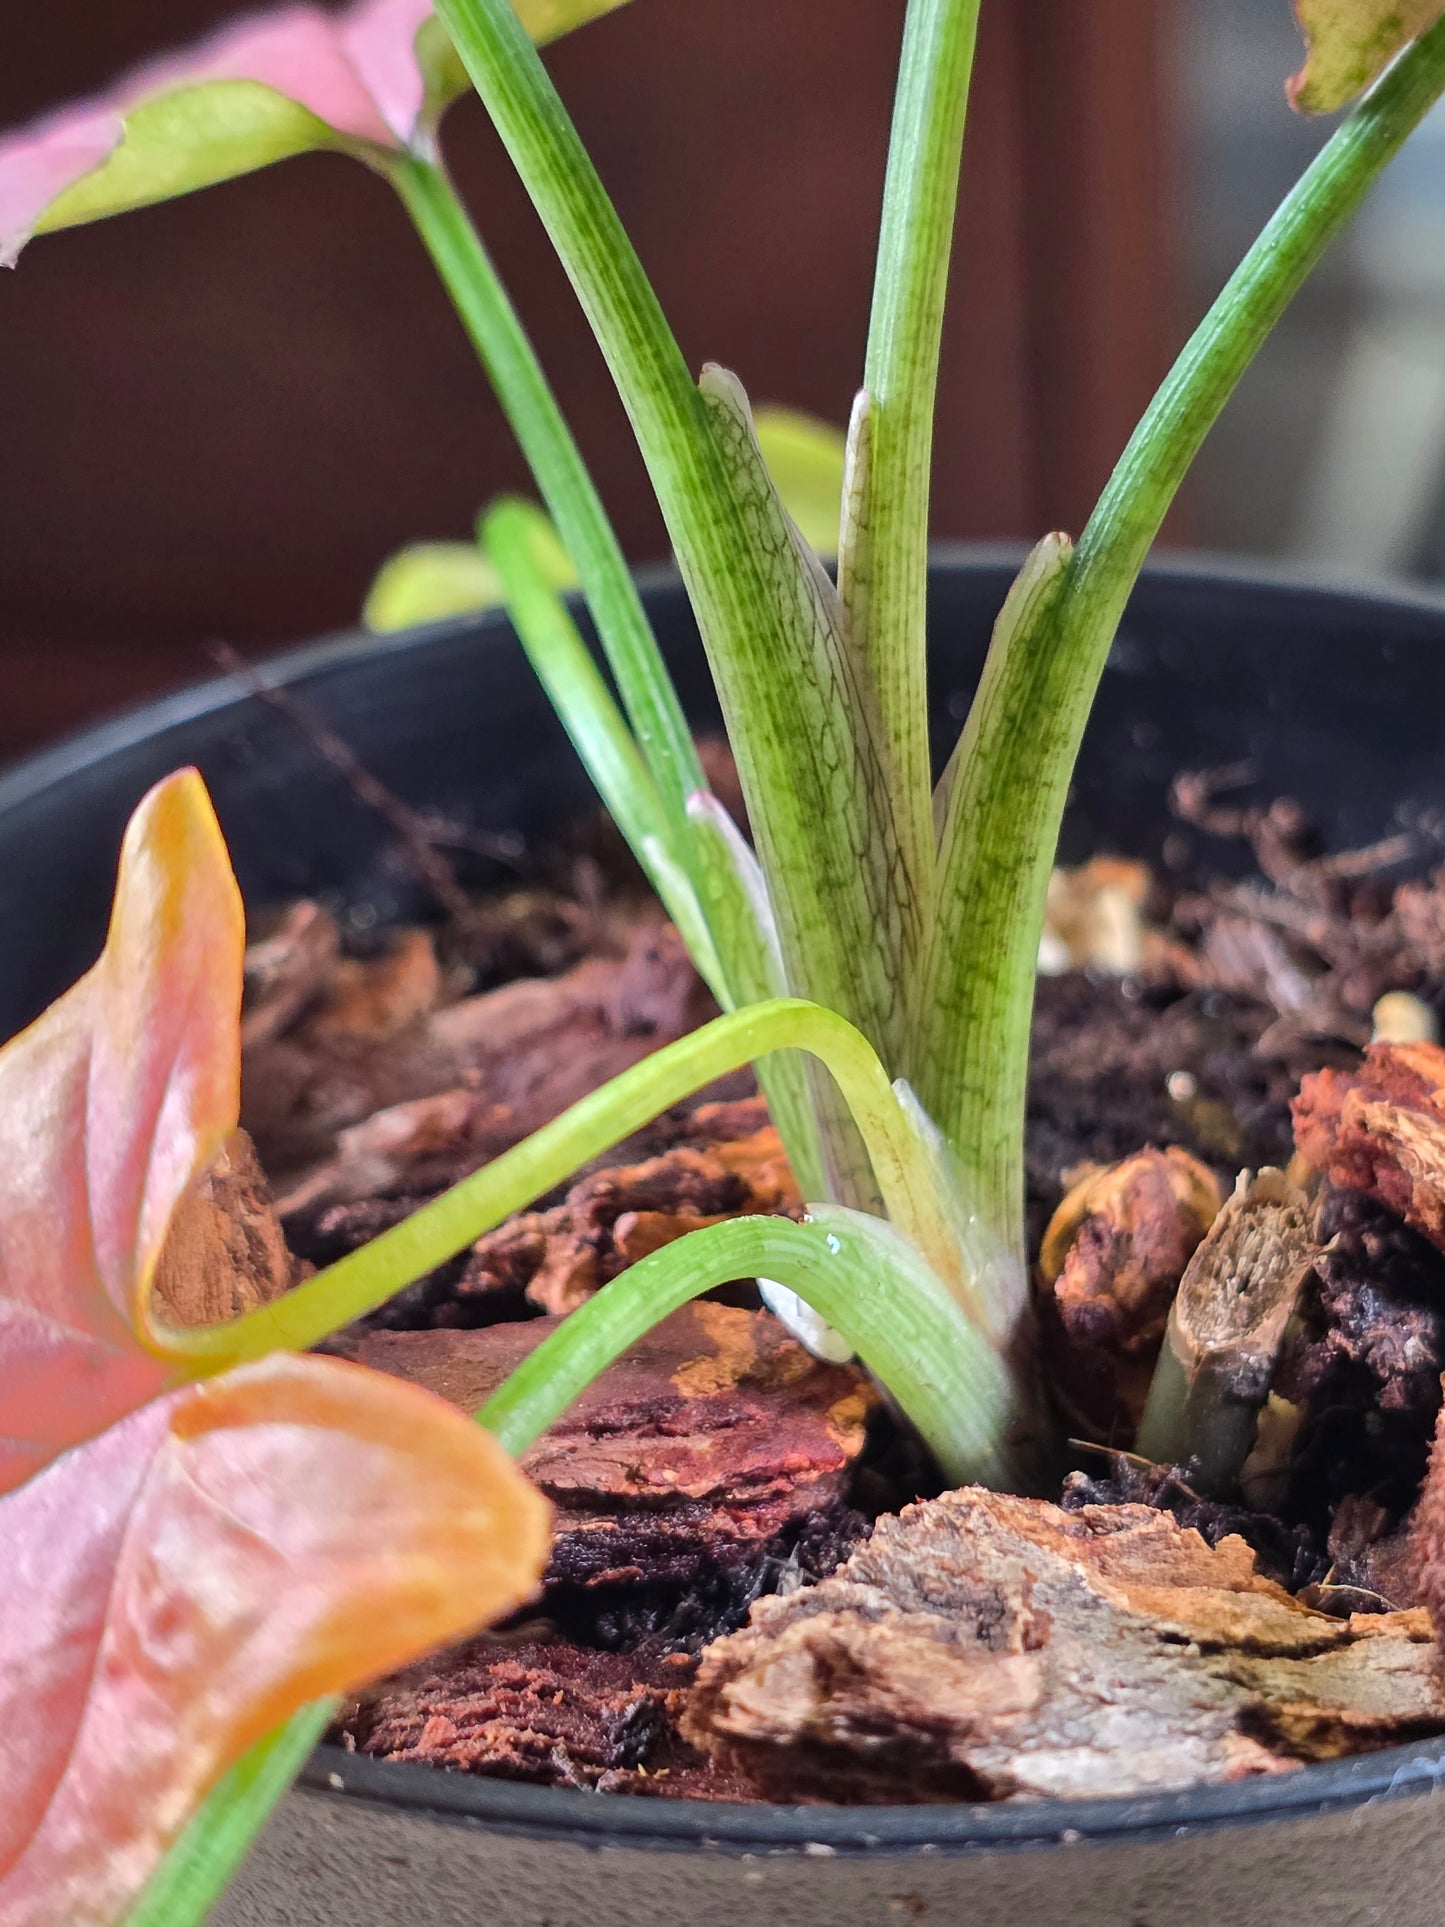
xmin=479 ymin=1207 xmax=1018 ymax=1487
xmin=851 ymin=0 xmax=983 ymax=1016
xmin=124 ymin=1702 xmax=337 ymax=1927
xmin=431 ymin=0 xmax=913 ymax=1099
xmin=168 ymin=1000 xmax=978 ymax=1367
xmin=922 ymin=18 xmax=1445 ymax=1253
xmin=389 ymin=153 xmax=704 ymax=828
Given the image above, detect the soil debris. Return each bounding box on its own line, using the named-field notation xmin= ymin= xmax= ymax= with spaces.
xmin=1037 ymin=1147 xmax=1223 ymax=1440
xmin=244 ymin=910 xmax=713 ymax=1192
xmin=684 ymin=1488 xmax=1445 ymax=1803
xmin=337 ymin=1638 xmax=760 ymax=1799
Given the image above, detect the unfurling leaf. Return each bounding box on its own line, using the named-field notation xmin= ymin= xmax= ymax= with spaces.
xmin=1289 ymin=0 xmax=1445 ymax=111
xmin=0 ymin=0 xmax=638 ymax=266
xmin=0 ymin=1352 xmax=549 ymax=1927
xmin=0 ymin=769 xmax=244 ymax=1492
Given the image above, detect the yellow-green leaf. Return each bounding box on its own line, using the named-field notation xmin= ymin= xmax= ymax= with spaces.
xmin=1290 ymin=0 xmax=1445 ymax=110
xmin=753 ymin=406 xmax=847 ymax=557
xmin=363 ymin=517 xmax=576 ymax=631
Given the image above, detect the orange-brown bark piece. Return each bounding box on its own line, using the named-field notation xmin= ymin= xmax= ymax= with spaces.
xmin=685 ymin=1488 xmax=1445 ymax=1804
xmin=1038 ymin=1148 xmax=1223 ymax=1438
xmin=151 ymin=1128 xmax=299 ymax=1329
xmin=469 ymin=1124 xmax=800 ymax=1316
xmin=1294 ymin=1041 xmax=1445 ymax=1249
xmin=335 ymin=1302 xmax=875 ymax=1590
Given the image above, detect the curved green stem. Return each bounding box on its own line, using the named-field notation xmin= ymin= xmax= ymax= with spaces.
xmin=390 ymin=153 xmax=703 ymax=828
xmin=480 ymin=1207 xmax=1018 ymax=1487
xmin=923 ymin=17 xmax=1445 ymax=1247
xmin=124 ymin=1701 xmax=336 ymax=1927
xmin=169 ymin=999 xmax=976 ymax=1366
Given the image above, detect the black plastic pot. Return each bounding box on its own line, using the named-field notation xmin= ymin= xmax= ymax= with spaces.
xmin=7 ymin=552 xmax=1445 ymax=1926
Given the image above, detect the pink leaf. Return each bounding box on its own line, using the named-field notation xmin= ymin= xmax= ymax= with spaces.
xmin=0 ymin=769 xmax=244 ymax=1490
xmin=0 ymin=1351 xmax=550 ymax=1927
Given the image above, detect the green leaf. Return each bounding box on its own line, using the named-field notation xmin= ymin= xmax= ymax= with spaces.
xmin=518 ymin=0 xmax=640 ymax=43
xmin=429 ymin=0 xmax=917 ymax=1123
xmin=845 ymin=0 xmax=984 ymax=1000
xmin=36 ymin=82 xmax=334 ymax=239
xmin=1290 ymin=0 xmax=1445 ymax=111
xmin=180 ymin=997 xmax=978 ymax=1364
xmin=751 ymin=406 xmax=847 ymax=555
xmin=363 ymin=519 xmax=575 ymax=633
xmin=920 ymin=21 xmax=1445 ymax=1258
xmin=363 ymin=542 xmax=505 ymax=632
xmin=697 ymin=368 xmax=917 ymax=1080
xmin=478 ymin=1207 xmax=1020 ymax=1487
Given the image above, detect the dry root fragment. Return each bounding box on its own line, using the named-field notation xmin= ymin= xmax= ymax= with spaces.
xmin=333 ymin=1303 xmax=876 ymax=1591
xmin=1137 ymin=1168 xmax=1318 ymax=1495
xmin=151 ymin=1128 xmax=300 ymax=1328
xmin=1038 ymin=1148 xmax=1223 ymax=1439
xmin=1294 ymin=1041 xmax=1445 ymax=1250
xmin=684 ymin=1488 xmax=1445 ymax=1803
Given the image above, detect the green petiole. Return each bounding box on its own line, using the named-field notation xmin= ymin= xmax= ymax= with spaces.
xmin=922 ymin=16 xmax=1445 ymax=1255
xmin=169 ymin=998 xmax=990 ymax=1367
xmin=479 ymin=1205 xmax=1019 ymax=1487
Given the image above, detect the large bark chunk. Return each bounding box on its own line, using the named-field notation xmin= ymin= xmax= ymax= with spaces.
xmin=151 ymin=1127 xmax=300 ymax=1328
xmin=685 ymin=1488 xmax=1445 ymax=1803
xmin=334 ymin=1303 xmax=876 ymax=1592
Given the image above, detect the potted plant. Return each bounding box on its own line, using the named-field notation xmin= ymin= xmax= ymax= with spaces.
xmin=7 ymin=2 xmax=1445 ymax=1922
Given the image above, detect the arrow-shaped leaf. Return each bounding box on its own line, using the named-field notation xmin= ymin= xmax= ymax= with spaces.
xmin=0 ymin=0 xmax=638 ymax=266
xmin=0 ymin=769 xmax=245 ymax=1493
xmin=1290 ymin=0 xmax=1445 ymax=110
xmin=0 ymin=1351 xmax=549 ymax=1927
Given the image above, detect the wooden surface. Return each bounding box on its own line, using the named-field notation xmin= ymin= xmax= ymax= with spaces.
xmin=0 ymin=0 xmax=1175 ymax=761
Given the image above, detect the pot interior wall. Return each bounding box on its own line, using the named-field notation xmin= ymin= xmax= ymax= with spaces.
xmin=8 ymin=553 xmax=1445 ymax=1908
xmin=4 ymin=554 xmax=1445 ymax=1039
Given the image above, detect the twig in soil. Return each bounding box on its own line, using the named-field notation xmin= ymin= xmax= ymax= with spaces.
xmin=209 ymin=641 xmax=517 ymax=923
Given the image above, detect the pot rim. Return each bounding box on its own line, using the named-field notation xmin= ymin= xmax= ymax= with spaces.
xmin=13 ymin=549 xmax=1445 ymax=1852
xmin=6 ymin=544 xmax=1445 ymax=824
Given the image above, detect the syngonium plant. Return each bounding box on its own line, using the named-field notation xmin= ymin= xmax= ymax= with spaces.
xmin=3 ymin=0 xmax=1444 ymax=1918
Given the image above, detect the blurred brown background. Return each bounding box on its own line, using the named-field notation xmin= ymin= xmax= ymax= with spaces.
xmin=0 ymin=0 xmax=1173 ymax=762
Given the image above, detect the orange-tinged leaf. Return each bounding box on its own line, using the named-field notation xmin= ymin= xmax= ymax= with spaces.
xmin=0 ymin=768 xmax=244 ymax=1492
xmin=1290 ymin=0 xmax=1445 ymax=111
xmin=0 ymin=1351 xmax=549 ymax=1927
